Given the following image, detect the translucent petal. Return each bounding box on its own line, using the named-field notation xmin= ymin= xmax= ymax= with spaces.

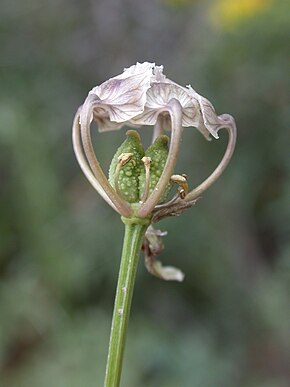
xmin=88 ymin=62 xmax=155 ymax=130
xmin=131 ymin=82 xmax=201 ymax=132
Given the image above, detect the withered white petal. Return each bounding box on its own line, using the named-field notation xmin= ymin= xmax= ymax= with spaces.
xmin=127 ymin=67 xmax=230 ymax=140
xmin=122 ymin=61 xmax=155 ymax=77
xmin=130 ymin=82 xmax=201 ymax=130
xmin=93 ymin=111 xmax=124 ymax=132
xmin=87 ymin=62 xmax=155 ymax=130
xmin=81 ymin=62 xmax=231 ymax=139
xmin=93 ymin=109 xmax=139 ymax=133
xmin=187 ymin=85 xmax=230 ymax=139
xmin=151 ymin=65 xmax=167 ymax=83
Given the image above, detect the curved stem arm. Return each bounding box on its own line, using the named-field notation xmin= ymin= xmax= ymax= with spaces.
xmin=72 ymin=108 xmax=132 ymax=217
xmin=137 ymin=99 xmax=183 ymax=218
xmin=185 ymin=115 xmax=237 ymax=202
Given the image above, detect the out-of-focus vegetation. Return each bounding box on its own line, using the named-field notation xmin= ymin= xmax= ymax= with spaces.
xmin=0 ymin=0 xmax=289 ymax=386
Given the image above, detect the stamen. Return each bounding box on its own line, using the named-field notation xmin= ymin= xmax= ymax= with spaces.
xmin=114 ymin=153 xmax=133 ymax=197
xmin=170 ymin=174 xmax=189 ymax=199
xmin=72 ymin=109 xmax=119 ymax=212
xmin=154 ymin=173 xmax=188 ymax=210
xmin=184 ymin=117 xmax=237 ymax=202
xmin=152 ymin=115 xmax=165 ymax=142
xmin=77 ymin=95 xmax=132 ymax=217
xmin=141 ymin=156 xmax=152 ymax=202
xmin=137 ymin=98 xmax=184 ymax=218
xmin=118 ymin=152 xmax=134 ymax=165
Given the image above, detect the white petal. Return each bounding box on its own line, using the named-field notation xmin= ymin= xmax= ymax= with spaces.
xmin=122 ymin=61 xmax=156 ymax=77
xmin=187 ymin=85 xmax=229 ymax=139
xmin=93 ymin=113 xmax=124 ymax=132
xmin=131 ymin=82 xmax=200 ymax=128
xmin=151 ymin=65 xmax=167 ymax=83
xmin=88 ymin=62 xmax=155 ymax=129
xmin=82 ymin=62 xmax=232 ymax=138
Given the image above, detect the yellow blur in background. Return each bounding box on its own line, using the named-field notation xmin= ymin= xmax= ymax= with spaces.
xmin=212 ymin=0 xmax=273 ymax=28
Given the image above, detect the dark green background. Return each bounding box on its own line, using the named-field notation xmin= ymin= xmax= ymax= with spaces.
xmin=1 ymin=0 xmax=289 ymax=386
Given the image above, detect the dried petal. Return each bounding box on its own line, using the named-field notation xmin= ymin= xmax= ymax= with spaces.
xmin=84 ymin=62 xmax=155 ymax=132
xmin=131 ymin=82 xmax=199 ymax=128
xmin=80 ymin=61 xmax=234 ymax=140
xmin=131 ymin=77 xmax=228 ymax=140
xmin=145 ymin=225 xmax=167 ymax=250
xmin=151 ymin=65 xmax=167 ymax=83
xmin=145 ymin=257 xmax=185 ymax=282
xmin=187 ymin=85 xmax=233 ymax=139
xmin=144 ymin=225 xmax=184 ymax=282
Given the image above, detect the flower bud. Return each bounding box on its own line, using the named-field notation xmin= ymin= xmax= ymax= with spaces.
xmin=109 ymin=130 xmax=145 ymax=203
xmin=139 ymin=135 xmax=172 ymax=203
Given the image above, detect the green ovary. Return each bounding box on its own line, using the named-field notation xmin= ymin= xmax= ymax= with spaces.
xmin=109 ymin=130 xmax=145 ymax=203
xmin=109 ymin=132 xmax=172 ymax=205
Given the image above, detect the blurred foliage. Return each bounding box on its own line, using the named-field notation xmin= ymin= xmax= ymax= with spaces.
xmin=0 ymin=0 xmax=290 ymax=386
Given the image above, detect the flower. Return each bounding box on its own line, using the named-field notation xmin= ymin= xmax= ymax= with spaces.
xmin=74 ymin=62 xmax=237 ymax=219
xmin=73 ymin=62 xmax=237 ymax=284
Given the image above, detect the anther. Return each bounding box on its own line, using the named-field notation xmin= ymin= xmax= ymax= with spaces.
xmin=114 ymin=153 xmax=133 ymax=197
xmin=170 ymin=174 xmax=189 ymax=199
xmin=118 ymin=153 xmax=134 ymax=165
xmin=141 ymin=156 xmax=152 ymax=202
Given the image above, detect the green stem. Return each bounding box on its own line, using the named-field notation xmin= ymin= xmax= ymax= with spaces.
xmin=104 ymin=217 xmax=149 ymax=387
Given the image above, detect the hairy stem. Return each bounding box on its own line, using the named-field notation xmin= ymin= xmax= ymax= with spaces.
xmin=104 ymin=217 xmax=149 ymax=387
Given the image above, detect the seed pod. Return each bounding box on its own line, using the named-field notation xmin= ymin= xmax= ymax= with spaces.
xmin=109 ymin=130 xmax=145 ymax=203
xmin=139 ymin=135 xmax=172 ymax=203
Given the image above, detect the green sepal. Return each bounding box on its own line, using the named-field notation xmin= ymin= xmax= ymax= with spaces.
xmin=139 ymin=135 xmax=173 ymax=203
xmin=109 ymin=130 xmax=145 ymax=203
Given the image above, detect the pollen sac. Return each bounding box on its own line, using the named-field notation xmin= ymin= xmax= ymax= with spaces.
xmin=139 ymin=135 xmax=172 ymax=203
xmin=109 ymin=130 xmax=145 ymax=203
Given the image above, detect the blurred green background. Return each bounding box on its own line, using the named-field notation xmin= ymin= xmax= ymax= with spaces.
xmin=1 ymin=0 xmax=290 ymax=386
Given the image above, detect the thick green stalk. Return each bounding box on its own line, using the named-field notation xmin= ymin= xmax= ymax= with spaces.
xmin=104 ymin=217 xmax=149 ymax=387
